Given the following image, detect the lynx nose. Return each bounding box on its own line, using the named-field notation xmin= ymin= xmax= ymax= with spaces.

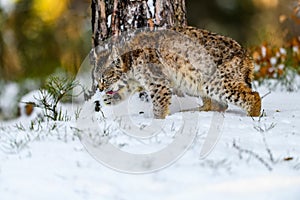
xmin=98 ymin=82 xmax=105 ymax=92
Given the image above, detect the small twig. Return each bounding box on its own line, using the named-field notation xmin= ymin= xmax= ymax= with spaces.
xmin=233 ymin=140 xmax=273 ymax=171
xmin=252 ymin=109 xmax=266 ymax=122
xmin=14 ymin=123 xmax=26 ymax=131
xmin=254 ymin=123 xmax=276 ymax=133
xmin=261 ymin=91 xmax=271 ymax=99
xmin=94 ymin=100 xmax=106 ymax=119
xmin=253 ymin=123 xmax=276 ymax=163
xmin=261 ymin=133 xmax=275 ymax=163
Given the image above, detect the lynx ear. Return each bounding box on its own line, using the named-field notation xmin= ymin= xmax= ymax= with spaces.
xmin=111 ymin=45 xmax=120 ymax=60
xmin=110 ymin=45 xmax=123 ymax=69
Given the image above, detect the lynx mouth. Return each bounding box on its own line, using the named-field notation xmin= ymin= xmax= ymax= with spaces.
xmin=106 ymin=90 xmax=119 ymax=95
xmin=106 ymin=85 xmax=124 ymax=95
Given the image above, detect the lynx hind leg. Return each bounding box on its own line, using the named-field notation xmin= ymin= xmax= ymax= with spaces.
xmin=224 ymin=82 xmax=261 ymax=117
xmin=181 ymin=96 xmax=228 ymax=113
xmin=149 ymin=83 xmax=172 ymax=119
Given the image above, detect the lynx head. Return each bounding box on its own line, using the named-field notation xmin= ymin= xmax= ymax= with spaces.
xmin=94 ymin=46 xmax=125 ymax=94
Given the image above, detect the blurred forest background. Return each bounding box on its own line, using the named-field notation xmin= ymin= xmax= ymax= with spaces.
xmin=0 ymin=0 xmax=300 ymax=119
xmin=1 ymin=0 xmax=300 ymax=81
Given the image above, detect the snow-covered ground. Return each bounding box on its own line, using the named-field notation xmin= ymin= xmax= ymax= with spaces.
xmin=0 ymin=83 xmax=300 ymax=200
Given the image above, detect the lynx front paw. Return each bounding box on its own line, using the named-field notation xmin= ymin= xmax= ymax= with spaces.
xmin=102 ymin=93 xmax=122 ymax=105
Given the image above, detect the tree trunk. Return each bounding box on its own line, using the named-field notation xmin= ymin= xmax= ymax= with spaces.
xmin=91 ymin=0 xmax=187 ymax=48
xmin=85 ymin=0 xmax=187 ymax=100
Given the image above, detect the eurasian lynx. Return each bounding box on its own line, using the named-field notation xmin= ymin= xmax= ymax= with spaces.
xmin=92 ymin=26 xmax=261 ymax=119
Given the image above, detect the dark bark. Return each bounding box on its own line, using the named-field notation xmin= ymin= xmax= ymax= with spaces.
xmin=91 ymin=0 xmax=187 ymax=47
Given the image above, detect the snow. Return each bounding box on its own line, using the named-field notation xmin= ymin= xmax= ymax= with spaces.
xmin=147 ymin=0 xmax=155 ymax=17
xmin=0 ymin=0 xmax=15 ymax=13
xmin=0 ymin=83 xmax=300 ymax=200
xmin=107 ymin=14 xmax=112 ymax=27
xmin=261 ymin=46 xmax=267 ymax=58
xmin=18 ymin=90 xmax=48 ymax=120
xmin=280 ymin=48 xmax=287 ymax=55
xmin=0 ymin=83 xmax=19 ymax=119
xmin=278 ymin=64 xmax=285 ymax=70
xmin=270 ymin=57 xmax=277 ymax=65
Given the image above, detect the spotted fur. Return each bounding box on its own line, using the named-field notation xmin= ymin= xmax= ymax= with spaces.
xmin=93 ymin=26 xmax=261 ymax=119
